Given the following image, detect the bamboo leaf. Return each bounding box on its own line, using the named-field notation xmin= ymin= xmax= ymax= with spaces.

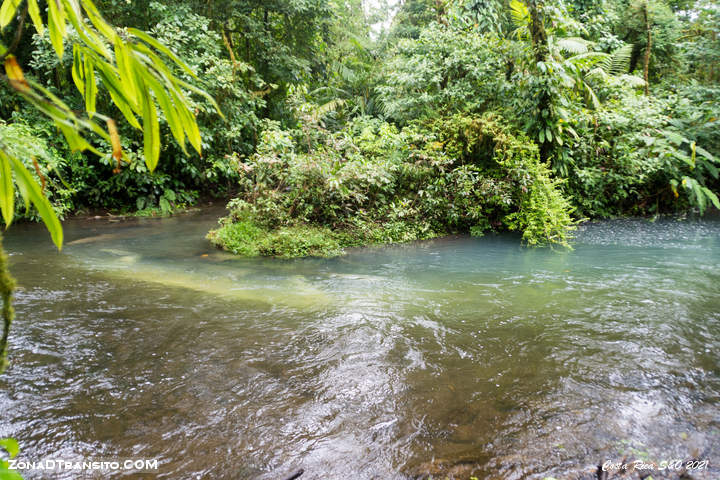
xmin=71 ymin=44 xmax=84 ymax=95
xmin=4 ymin=55 xmax=29 ymax=92
xmin=694 ymin=183 xmax=707 ymax=213
xmin=62 ymin=0 xmax=111 ymax=59
xmin=0 ymin=0 xmax=21 ymax=29
xmin=114 ymin=38 xmax=139 ymax=108
xmin=127 ymin=27 xmax=198 ymax=79
xmin=27 ymin=0 xmax=43 ymax=34
xmin=178 ymin=102 xmax=201 ymax=155
xmin=47 ymin=0 xmax=67 ymax=58
xmin=107 ymin=118 xmax=122 ymax=164
xmin=696 ymin=145 xmax=718 ymax=163
xmin=56 ymin=122 xmax=92 ymax=152
xmin=105 ymin=85 xmax=142 ymax=129
xmin=92 ymin=60 xmax=142 ymax=128
xmin=83 ymin=55 xmax=97 ymax=116
xmin=139 ymin=68 xmax=186 ymax=153
xmin=79 ymin=0 xmax=116 ymax=40
xmin=0 ymin=150 xmax=14 ymax=226
xmin=4 ymin=151 xmax=63 ymax=248
xmin=176 ymin=78 xmax=224 ymax=118
xmin=0 ymin=438 xmax=19 ymax=458
xmin=91 ymin=57 xmax=138 ymax=112
xmin=141 ymin=85 xmax=160 ymax=171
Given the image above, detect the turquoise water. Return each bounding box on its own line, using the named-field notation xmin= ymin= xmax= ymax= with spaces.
xmin=1 ymin=210 xmax=719 ymax=479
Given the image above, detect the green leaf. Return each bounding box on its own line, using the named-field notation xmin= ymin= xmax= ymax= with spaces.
xmin=83 ymin=55 xmax=97 ymax=116
xmin=127 ymin=27 xmax=198 ymax=80
xmin=138 ymin=68 xmax=186 ymax=152
xmin=61 ymin=0 xmax=110 ymax=59
xmin=0 ymin=150 xmax=14 ymax=226
xmin=0 ymin=0 xmax=20 ymax=29
xmin=170 ymin=88 xmax=201 ymax=155
xmin=47 ymin=0 xmax=67 ymax=59
xmin=0 ymin=438 xmax=18 ymax=459
xmin=704 ymin=161 xmax=719 ymax=180
xmin=27 ymin=0 xmax=43 ymax=34
xmin=176 ymin=78 xmax=224 ymax=119
xmin=78 ymin=0 xmax=115 ymax=40
xmin=0 ymin=465 xmax=24 ymax=480
xmin=141 ymin=85 xmax=160 ymax=171
xmin=163 ymin=189 xmax=176 ymax=202
xmin=691 ymin=180 xmax=707 ymax=214
xmin=701 ymin=187 xmax=720 ymax=211
xmin=114 ymin=38 xmax=139 ymax=109
xmin=159 ymin=196 xmax=170 ymax=213
xmin=71 ymin=44 xmax=84 ymax=96
xmin=56 ymin=122 xmax=93 ymax=153
xmin=92 ymin=59 xmax=141 ymax=128
xmin=696 ymin=145 xmax=718 ymax=163
xmin=3 ymin=150 xmax=63 ymax=249
xmin=662 ymin=130 xmax=685 ymax=146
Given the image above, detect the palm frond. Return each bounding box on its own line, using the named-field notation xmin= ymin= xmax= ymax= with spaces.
xmin=509 ymin=0 xmax=530 ymax=29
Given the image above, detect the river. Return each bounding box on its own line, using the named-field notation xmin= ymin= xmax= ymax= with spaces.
xmin=1 ymin=209 xmax=719 ymax=479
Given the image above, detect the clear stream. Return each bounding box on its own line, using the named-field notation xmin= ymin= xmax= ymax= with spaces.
xmin=1 ymin=209 xmax=719 ymax=479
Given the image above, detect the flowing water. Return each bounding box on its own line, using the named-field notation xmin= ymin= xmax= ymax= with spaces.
xmin=1 ymin=209 xmax=719 ymax=479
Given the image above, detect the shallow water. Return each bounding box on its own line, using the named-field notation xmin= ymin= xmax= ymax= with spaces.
xmin=1 ymin=210 xmax=719 ymax=479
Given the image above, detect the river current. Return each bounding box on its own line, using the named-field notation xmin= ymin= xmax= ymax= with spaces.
xmin=1 ymin=209 xmax=719 ymax=479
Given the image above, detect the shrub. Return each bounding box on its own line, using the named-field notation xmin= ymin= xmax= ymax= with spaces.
xmin=563 ymin=90 xmax=720 ymax=217
xmin=209 ymin=112 xmax=577 ymax=257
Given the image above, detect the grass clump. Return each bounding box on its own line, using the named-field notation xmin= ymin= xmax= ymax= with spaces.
xmin=207 ymin=215 xmax=342 ymax=258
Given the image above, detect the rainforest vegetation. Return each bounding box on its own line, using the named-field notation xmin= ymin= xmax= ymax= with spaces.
xmin=0 ymin=2 xmax=719 ymax=478
xmin=1 ymin=0 xmax=719 ymax=257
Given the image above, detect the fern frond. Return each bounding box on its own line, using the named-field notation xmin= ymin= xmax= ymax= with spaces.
xmin=556 ymin=37 xmax=591 ymax=54
xmin=618 ymin=74 xmax=646 ymax=88
xmin=566 ymin=51 xmax=608 ymax=70
xmin=583 ymin=81 xmax=601 ymax=109
xmin=608 ymin=43 xmax=634 ymax=75
xmin=585 ymin=66 xmax=608 ymax=81
xmin=315 ymin=99 xmax=345 ymax=118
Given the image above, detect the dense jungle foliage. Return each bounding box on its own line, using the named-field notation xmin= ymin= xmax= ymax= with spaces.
xmin=2 ymin=0 xmax=719 ymax=256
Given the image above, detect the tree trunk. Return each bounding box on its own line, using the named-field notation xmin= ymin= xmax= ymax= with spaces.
xmin=527 ymin=0 xmax=549 ymax=64
xmin=642 ymin=0 xmax=651 ymax=96
xmin=526 ymin=0 xmax=553 ymax=162
xmin=435 ymin=0 xmax=448 ymax=25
